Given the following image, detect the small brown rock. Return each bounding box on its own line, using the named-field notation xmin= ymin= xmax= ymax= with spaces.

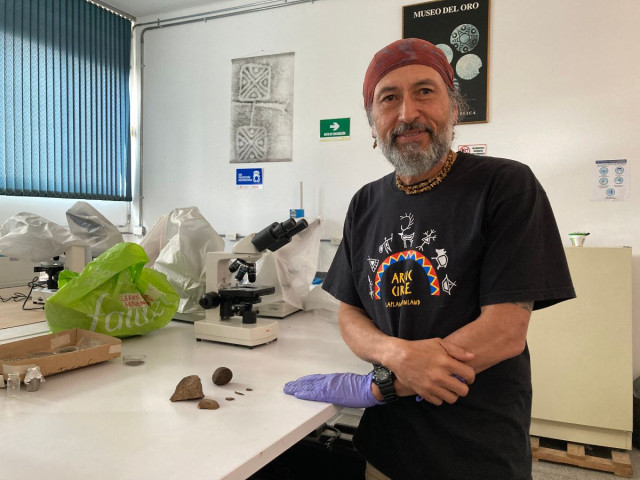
xmin=198 ymin=399 xmax=220 ymax=410
xmin=212 ymin=367 xmax=233 ymax=386
xmin=170 ymin=375 xmax=205 ymax=402
xmin=225 ymin=397 xmax=235 ymax=401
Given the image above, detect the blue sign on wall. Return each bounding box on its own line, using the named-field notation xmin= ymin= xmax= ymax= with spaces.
xmin=236 ymin=168 xmax=264 ymax=189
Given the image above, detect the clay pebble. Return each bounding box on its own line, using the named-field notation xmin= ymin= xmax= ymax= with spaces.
xmin=212 ymin=366 xmax=233 ymax=386
xmin=198 ymin=399 xmax=220 ymax=410
xmin=170 ymin=375 xmax=205 ymax=402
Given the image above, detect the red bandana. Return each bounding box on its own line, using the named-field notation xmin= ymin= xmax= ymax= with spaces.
xmin=363 ymin=38 xmax=455 ymax=111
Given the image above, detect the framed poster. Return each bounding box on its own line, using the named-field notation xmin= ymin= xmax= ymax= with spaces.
xmin=403 ymin=0 xmax=490 ymax=123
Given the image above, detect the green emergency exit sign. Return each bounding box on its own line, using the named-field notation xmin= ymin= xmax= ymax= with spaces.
xmin=320 ymin=118 xmax=350 ymax=140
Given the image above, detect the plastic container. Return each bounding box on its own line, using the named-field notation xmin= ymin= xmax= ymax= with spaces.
xmin=6 ymin=372 xmax=20 ymax=398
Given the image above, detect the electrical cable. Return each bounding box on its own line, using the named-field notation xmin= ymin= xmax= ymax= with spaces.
xmin=0 ymin=291 xmax=28 ymax=303
xmin=21 ymin=276 xmax=46 ymax=311
xmin=320 ymin=425 xmax=342 ymax=450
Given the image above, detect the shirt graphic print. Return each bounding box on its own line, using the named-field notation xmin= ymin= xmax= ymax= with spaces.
xmin=367 ymin=212 xmax=457 ymax=309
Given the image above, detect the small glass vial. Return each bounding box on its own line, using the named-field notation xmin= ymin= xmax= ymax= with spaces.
xmin=6 ymin=373 xmax=21 ymax=398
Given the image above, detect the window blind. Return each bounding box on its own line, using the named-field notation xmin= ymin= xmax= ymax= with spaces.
xmin=0 ymin=0 xmax=132 ymax=200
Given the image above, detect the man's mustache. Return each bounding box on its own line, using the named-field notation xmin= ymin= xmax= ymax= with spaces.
xmin=390 ymin=122 xmax=434 ymax=142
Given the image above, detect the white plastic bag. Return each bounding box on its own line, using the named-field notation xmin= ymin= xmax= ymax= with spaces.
xmin=0 ymin=212 xmax=85 ymax=262
xmin=66 ymin=201 xmax=124 ymax=257
xmin=140 ymin=207 xmax=225 ymax=316
xmin=257 ymin=217 xmax=322 ymax=310
xmin=303 ymin=284 xmax=339 ymax=313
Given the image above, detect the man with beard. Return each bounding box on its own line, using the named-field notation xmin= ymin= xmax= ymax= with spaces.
xmin=284 ymin=38 xmax=575 ymax=479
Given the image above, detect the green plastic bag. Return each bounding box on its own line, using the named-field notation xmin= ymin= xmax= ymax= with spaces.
xmin=46 ymin=242 xmax=180 ymax=338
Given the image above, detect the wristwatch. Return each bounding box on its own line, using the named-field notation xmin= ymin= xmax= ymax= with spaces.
xmin=372 ymin=364 xmax=398 ymax=403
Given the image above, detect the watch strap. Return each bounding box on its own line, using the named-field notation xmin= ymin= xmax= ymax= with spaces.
xmin=373 ymin=364 xmax=398 ymax=403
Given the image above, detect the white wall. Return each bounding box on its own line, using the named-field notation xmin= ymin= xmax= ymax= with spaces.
xmin=2 ymin=0 xmax=640 ymax=372
xmin=136 ymin=0 xmax=398 ymax=237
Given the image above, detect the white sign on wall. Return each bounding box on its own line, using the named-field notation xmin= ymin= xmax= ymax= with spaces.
xmin=593 ymin=159 xmax=628 ymax=201
xmin=457 ymin=144 xmax=487 ymax=155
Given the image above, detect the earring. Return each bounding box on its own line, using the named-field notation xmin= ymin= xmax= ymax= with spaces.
xmin=373 ymin=138 xmax=377 ymax=149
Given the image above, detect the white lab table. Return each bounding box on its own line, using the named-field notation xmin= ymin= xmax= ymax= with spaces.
xmin=0 ymin=312 xmax=368 ymax=479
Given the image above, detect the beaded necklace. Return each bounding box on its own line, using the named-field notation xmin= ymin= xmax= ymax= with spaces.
xmin=395 ymin=150 xmax=457 ymax=195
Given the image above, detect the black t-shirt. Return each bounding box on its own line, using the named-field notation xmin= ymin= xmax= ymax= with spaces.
xmin=323 ymin=152 xmax=575 ymax=479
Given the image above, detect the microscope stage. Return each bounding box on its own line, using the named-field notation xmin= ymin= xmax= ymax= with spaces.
xmin=194 ymin=317 xmax=278 ymax=347
xmin=257 ymin=300 xmax=300 ymax=318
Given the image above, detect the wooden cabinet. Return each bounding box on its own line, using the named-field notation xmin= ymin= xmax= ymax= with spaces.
xmin=528 ymin=247 xmax=633 ymax=449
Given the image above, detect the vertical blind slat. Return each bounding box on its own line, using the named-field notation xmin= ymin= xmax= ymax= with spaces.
xmin=0 ymin=0 xmax=131 ymax=201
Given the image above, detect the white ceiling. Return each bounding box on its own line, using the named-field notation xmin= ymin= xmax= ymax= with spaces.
xmin=103 ymin=0 xmax=222 ymax=19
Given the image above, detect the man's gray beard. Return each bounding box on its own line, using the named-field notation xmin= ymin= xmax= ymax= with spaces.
xmin=378 ymin=121 xmax=454 ymax=179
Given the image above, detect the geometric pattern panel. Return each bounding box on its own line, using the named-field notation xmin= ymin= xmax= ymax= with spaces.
xmin=238 ymin=64 xmax=271 ymax=102
xmin=236 ymin=126 xmax=268 ymax=161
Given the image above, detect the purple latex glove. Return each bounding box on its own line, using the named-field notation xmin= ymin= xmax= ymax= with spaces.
xmin=283 ymin=372 xmax=384 ymax=408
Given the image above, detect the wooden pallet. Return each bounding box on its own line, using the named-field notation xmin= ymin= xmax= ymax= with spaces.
xmin=531 ymin=436 xmax=633 ymax=478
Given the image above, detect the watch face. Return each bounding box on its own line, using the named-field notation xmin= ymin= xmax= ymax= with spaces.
xmin=374 ymin=368 xmax=391 ymax=383
xmin=373 ymin=366 xmax=398 ymax=403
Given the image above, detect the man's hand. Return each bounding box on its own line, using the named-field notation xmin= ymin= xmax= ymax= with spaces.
xmin=283 ymin=372 xmax=384 ymax=408
xmin=389 ymin=337 xmax=476 ymax=406
xmin=337 ymin=302 xmax=476 ymax=406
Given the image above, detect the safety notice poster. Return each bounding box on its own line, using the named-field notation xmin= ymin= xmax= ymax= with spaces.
xmin=593 ymin=159 xmax=628 ymax=201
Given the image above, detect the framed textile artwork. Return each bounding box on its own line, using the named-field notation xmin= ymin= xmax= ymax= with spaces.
xmin=230 ymin=52 xmax=294 ymax=162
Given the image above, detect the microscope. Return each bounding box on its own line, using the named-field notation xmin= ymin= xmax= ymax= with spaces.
xmin=194 ymin=218 xmax=308 ymax=347
xmin=31 ymin=245 xmax=89 ymax=305
xmin=34 ymin=260 xmax=65 ymax=290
